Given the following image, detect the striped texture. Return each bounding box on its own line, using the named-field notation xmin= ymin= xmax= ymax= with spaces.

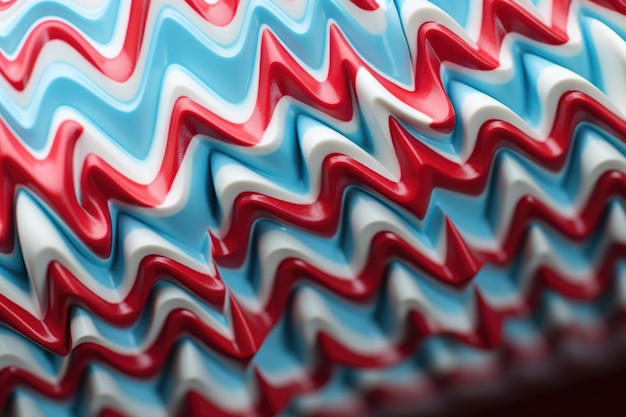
xmin=0 ymin=0 xmax=624 ymax=415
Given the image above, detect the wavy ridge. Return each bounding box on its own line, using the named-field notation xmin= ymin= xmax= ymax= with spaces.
xmin=0 ymin=0 xmax=623 ymax=416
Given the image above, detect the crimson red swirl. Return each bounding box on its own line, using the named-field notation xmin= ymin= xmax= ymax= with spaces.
xmin=0 ymin=0 xmax=623 ymax=416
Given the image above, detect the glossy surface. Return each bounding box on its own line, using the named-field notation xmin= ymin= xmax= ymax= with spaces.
xmin=0 ymin=0 xmax=626 ymax=416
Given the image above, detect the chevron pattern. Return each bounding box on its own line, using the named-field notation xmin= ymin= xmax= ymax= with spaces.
xmin=0 ymin=0 xmax=624 ymax=416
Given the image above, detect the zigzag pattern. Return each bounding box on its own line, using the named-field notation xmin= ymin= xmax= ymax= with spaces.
xmin=0 ymin=0 xmax=624 ymax=415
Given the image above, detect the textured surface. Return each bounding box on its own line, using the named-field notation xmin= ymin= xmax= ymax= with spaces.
xmin=0 ymin=0 xmax=626 ymax=416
